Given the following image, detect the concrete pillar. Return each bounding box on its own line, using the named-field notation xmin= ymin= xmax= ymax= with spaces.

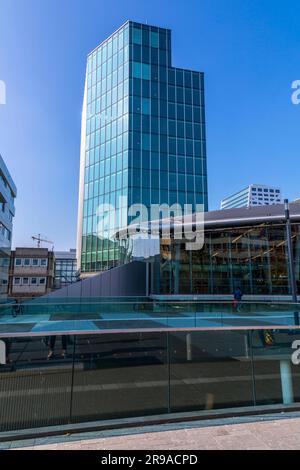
xmin=280 ymin=360 xmax=294 ymax=405
xmin=186 ymin=333 xmax=192 ymax=362
xmin=0 ymin=340 xmax=6 ymax=365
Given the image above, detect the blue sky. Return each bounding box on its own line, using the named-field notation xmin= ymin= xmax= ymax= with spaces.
xmin=0 ymin=0 xmax=299 ymax=250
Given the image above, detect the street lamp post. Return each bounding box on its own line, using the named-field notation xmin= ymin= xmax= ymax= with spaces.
xmin=284 ymin=199 xmax=299 ymax=324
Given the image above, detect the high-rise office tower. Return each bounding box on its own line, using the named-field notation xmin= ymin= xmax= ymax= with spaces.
xmin=220 ymin=184 xmax=282 ymax=210
xmin=77 ymin=21 xmax=208 ymax=274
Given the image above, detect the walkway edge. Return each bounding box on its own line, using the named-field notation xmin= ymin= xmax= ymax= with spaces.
xmin=1 ymin=403 xmax=300 ymax=443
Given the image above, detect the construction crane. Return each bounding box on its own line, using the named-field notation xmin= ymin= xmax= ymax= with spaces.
xmin=31 ymin=234 xmax=54 ymax=250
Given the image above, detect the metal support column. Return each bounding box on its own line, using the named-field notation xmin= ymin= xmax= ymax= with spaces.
xmin=285 ymin=199 xmax=299 ymax=325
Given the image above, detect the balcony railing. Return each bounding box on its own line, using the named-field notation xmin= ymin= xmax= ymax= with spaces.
xmin=0 ymin=299 xmax=299 ymax=334
xmin=0 ymin=300 xmax=300 ymax=434
xmin=0 ymin=327 xmax=300 ymax=437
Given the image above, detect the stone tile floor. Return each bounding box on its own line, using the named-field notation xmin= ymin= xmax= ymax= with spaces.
xmin=4 ymin=413 xmax=300 ymax=450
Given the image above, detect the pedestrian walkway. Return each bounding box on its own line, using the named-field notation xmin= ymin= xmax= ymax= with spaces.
xmin=6 ymin=413 xmax=300 ymax=450
xmin=0 ymin=309 xmax=297 ymax=336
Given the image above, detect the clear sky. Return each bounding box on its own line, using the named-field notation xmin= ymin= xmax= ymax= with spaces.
xmin=0 ymin=0 xmax=299 ymax=250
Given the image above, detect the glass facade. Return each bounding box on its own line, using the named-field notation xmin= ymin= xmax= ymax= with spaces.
xmin=54 ymin=253 xmax=78 ymax=289
xmin=1 ymin=328 xmax=300 ymax=432
xmin=79 ymin=21 xmax=208 ymax=273
xmin=220 ymin=187 xmax=250 ymax=210
xmin=220 ymin=185 xmax=282 ymax=210
xmin=156 ymin=222 xmax=300 ymax=296
xmin=0 ymin=154 xmax=16 ymax=296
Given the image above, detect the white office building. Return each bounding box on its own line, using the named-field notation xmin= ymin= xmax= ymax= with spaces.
xmin=0 ymin=154 xmax=17 ymax=295
xmin=221 ymin=184 xmax=282 ymax=210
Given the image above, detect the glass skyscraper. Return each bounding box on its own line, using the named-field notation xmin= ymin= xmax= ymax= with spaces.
xmin=77 ymin=21 xmax=208 ymax=274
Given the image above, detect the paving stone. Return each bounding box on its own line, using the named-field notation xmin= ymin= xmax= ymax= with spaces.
xmin=33 ymin=444 xmax=59 ymax=450
xmin=12 ymin=415 xmax=300 ymax=450
xmin=20 ymin=447 xmax=35 ymax=451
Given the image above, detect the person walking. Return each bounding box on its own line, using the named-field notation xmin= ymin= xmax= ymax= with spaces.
xmin=233 ymin=287 xmax=243 ymax=312
xmin=12 ymin=299 xmax=21 ymax=318
xmin=47 ymin=335 xmax=67 ymax=359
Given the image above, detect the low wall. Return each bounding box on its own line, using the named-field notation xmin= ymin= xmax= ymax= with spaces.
xmin=47 ymin=261 xmax=147 ymax=299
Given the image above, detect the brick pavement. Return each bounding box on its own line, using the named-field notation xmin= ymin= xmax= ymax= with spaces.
xmin=5 ymin=415 xmax=300 ymax=450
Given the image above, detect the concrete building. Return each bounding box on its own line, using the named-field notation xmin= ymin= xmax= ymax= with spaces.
xmin=54 ymin=249 xmax=78 ymax=289
xmin=221 ymin=184 xmax=282 ymax=210
xmin=77 ymin=20 xmax=208 ymax=275
xmin=0 ymin=154 xmax=17 ymax=295
xmin=8 ymin=248 xmax=55 ymax=299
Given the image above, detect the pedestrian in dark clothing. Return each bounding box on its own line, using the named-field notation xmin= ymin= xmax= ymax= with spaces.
xmin=47 ymin=335 xmax=67 ymax=359
xmin=233 ymin=287 xmax=243 ymax=312
xmin=12 ymin=299 xmax=21 ymax=318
